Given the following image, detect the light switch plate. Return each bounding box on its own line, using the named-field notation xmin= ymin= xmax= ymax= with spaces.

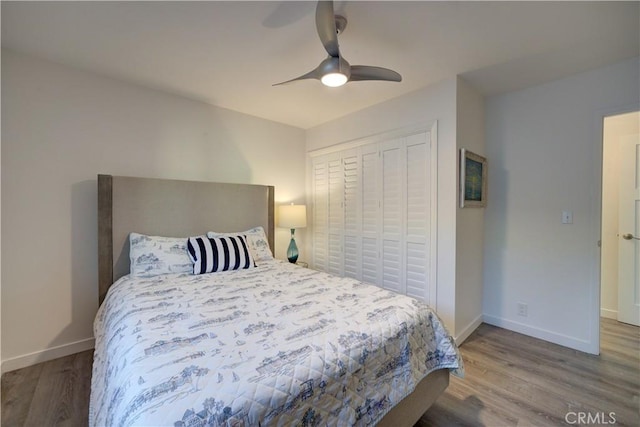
xmin=562 ymin=211 xmax=573 ymax=224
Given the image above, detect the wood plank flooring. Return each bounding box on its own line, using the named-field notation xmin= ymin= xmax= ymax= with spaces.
xmin=419 ymin=318 xmax=640 ymax=426
xmin=2 ymin=319 xmax=637 ymax=426
xmin=2 ymin=350 xmax=93 ymax=427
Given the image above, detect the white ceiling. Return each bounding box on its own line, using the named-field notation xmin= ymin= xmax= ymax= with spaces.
xmin=2 ymin=1 xmax=638 ymax=129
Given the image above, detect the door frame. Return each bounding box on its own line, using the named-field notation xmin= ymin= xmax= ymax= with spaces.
xmin=594 ymin=103 xmax=640 ymax=354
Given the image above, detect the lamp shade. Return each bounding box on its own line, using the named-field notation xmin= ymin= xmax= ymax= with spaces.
xmin=278 ymin=204 xmax=307 ymax=229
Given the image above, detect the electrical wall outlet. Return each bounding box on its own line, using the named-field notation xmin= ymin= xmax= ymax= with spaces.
xmin=517 ymin=302 xmax=528 ymax=317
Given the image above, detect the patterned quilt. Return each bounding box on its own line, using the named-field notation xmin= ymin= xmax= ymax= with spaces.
xmin=90 ymin=261 xmax=462 ymax=426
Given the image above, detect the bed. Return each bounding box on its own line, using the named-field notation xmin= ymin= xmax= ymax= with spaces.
xmin=91 ymin=174 xmax=462 ymax=426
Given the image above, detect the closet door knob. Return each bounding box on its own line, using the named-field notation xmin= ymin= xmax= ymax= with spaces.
xmin=622 ymin=233 xmax=640 ymax=240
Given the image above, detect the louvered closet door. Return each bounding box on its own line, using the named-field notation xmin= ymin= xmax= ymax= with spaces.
xmin=311 ymin=157 xmax=329 ymax=271
xmin=309 ymin=126 xmax=434 ymax=303
xmin=405 ymin=133 xmax=430 ymax=300
xmin=327 ymin=153 xmax=344 ymax=276
xmin=360 ymin=145 xmax=380 ymax=285
xmin=381 ymin=139 xmax=405 ymax=293
xmin=343 ymin=149 xmax=361 ymax=279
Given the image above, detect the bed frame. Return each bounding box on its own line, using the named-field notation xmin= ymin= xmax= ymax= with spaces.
xmin=97 ymin=174 xmax=275 ymax=304
xmin=96 ymin=174 xmax=448 ymax=426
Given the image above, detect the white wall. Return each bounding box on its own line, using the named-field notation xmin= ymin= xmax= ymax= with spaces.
xmin=601 ymin=111 xmax=640 ymax=319
xmin=484 ymin=57 xmax=640 ymax=354
xmin=1 ymin=49 xmax=306 ymax=372
xmin=0 ymin=48 xmax=3 ymax=412
xmin=306 ymin=77 xmax=483 ymax=341
xmin=455 ymin=77 xmax=485 ymax=342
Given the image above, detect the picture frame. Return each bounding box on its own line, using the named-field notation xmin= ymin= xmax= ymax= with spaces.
xmin=460 ymin=148 xmax=487 ymax=208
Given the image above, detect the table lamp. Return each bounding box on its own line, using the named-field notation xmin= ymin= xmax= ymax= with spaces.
xmin=278 ymin=204 xmax=307 ymax=263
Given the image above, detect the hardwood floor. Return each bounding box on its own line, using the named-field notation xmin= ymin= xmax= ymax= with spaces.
xmin=419 ymin=318 xmax=640 ymax=426
xmin=2 ymin=319 xmax=637 ymax=426
xmin=1 ymin=350 xmax=93 ymax=427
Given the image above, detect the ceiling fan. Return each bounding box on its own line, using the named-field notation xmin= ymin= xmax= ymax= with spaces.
xmin=274 ymin=0 xmax=402 ymax=87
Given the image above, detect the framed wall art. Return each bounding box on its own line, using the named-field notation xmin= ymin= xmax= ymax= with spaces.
xmin=460 ymin=148 xmax=487 ymax=208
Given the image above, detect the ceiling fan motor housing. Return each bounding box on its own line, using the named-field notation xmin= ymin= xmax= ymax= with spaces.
xmin=319 ymin=56 xmax=351 ymax=79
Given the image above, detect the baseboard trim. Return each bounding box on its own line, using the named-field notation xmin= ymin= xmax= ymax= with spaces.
xmin=600 ymin=308 xmax=618 ymax=320
xmin=483 ymin=314 xmax=595 ymax=354
xmin=1 ymin=337 xmax=95 ymax=375
xmin=455 ymin=314 xmax=483 ymax=345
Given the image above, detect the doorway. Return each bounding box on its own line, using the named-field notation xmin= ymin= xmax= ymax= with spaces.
xmin=600 ymin=110 xmax=640 ymax=330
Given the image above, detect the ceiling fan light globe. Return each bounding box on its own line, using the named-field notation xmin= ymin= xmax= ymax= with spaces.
xmin=321 ymin=72 xmax=348 ymax=87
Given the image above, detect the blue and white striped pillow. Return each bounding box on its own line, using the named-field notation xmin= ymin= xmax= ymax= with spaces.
xmin=187 ymin=235 xmax=254 ymax=275
xmin=207 ymin=226 xmax=273 ymax=263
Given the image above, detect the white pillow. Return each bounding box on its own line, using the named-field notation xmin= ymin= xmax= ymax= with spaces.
xmin=129 ymin=232 xmax=194 ymax=277
xmin=207 ymin=226 xmax=273 ymax=262
xmin=187 ymin=235 xmax=254 ymax=274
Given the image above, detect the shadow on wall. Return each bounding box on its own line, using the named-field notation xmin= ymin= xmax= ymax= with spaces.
xmin=57 ymin=117 xmax=253 ymax=349
xmin=47 ymin=129 xmax=258 ymax=353
xmin=47 ymin=180 xmax=99 ymax=351
xmin=483 ymin=164 xmax=509 ymax=320
xmin=149 ymin=116 xmax=254 ymax=186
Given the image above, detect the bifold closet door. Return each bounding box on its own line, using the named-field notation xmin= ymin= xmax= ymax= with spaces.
xmin=310 ymin=128 xmax=433 ymax=303
xmin=311 ymin=158 xmax=328 ymax=271
xmin=360 ymin=145 xmax=380 ymax=285
xmin=343 ymin=149 xmax=361 ymax=280
xmin=327 ymin=153 xmax=344 ymax=276
xmin=404 ymin=133 xmax=430 ymax=301
xmin=380 ymin=139 xmax=404 ymax=293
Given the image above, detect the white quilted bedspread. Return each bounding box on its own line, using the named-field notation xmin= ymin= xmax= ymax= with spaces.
xmin=90 ymin=261 xmax=461 ymax=426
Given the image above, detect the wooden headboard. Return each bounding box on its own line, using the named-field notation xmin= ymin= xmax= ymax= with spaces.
xmin=97 ymin=175 xmax=274 ymax=304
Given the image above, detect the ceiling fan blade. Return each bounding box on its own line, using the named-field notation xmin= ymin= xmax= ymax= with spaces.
xmin=349 ymin=65 xmax=402 ymax=82
xmin=272 ymin=68 xmax=321 ymax=86
xmin=316 ymin=1 xmax=340 ymax=57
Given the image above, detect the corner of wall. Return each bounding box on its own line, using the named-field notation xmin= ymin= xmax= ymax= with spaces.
xmin=454 ymin=76 xmax=486 ymax=340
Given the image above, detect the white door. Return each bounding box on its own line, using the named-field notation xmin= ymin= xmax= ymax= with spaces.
xmin=360 ymin=144 xmax=380 ymax=285
xmin=311 ymin=157 xmax=328 ymax=271
xmin=342 ymin=149 xmax=360 ymax=280
xmin=380 ymin=138 xmax=404 ymax=294
xmin=618 ymin=135 xmax=640 ymax=326
xmin=327 ymin=153 xmax=344 ymax=276
xmin=405 ymin=133 xmax=430 ymax=301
